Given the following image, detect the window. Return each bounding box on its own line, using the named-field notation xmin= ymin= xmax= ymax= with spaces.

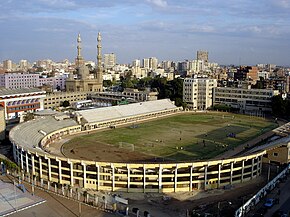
xmin=273 ymin=153 xmax=278 ymax=157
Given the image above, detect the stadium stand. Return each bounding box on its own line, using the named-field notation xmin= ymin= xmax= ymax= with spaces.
xmin=10 ymin=116 xmax=78 ymax=152
xmin=76 ymin=99 xmax=178 ymax=123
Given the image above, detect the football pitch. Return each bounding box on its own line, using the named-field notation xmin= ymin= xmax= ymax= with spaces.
xmin=62 ymin=113 xmax=277 ymax=162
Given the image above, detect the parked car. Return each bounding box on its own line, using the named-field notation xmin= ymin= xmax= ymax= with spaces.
xmin=264 ymin=198 xmax=276 ymax=208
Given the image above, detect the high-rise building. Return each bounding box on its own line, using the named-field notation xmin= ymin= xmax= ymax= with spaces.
xmin=189 ymin=60 xmax=204 ymax=73
xmin=3 ymin=60 xmax=12 ymax=71
xmin=132 ymin=59 xmax=141 ymax=67
xmin=161 ymin=61 xmax=173 ymax=70
xmin=142 ymin=57 xmax=158 ymax=70
xmin=183 ymin=78 xmax=217 ymax=110
xmin=104 ymin=53 xmax=116 ymax=69
xmin=143 ymin=58 xmax=150 ymax=69
xmin=19 ymin=59 xmax=28 ymax=71
xmin=149 ymin=57 xmax=158 ymax=70
xmin=197 ymin=50 xmax=209 ymax=65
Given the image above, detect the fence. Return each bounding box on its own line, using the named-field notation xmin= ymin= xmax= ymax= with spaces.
xmin=235 ymin=163 xmax=290 ymax=217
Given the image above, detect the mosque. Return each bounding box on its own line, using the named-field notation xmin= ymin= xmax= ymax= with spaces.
xmin=66 ymin=32 xmax=103 ymax=92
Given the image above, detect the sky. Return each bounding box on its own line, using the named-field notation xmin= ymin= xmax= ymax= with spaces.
xmin=0 ymin=0 xmax=290 ymax=66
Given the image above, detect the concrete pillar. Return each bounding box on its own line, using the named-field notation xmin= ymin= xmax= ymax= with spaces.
xmin=96 ymin=164 xmax=100 ymax=191
xmin=81 ymin=161 xmax=86 ymax=188
xmin=68 ymin=160 xmax=74 ymax=187
xmin=241 ymin=160 xmax=245 ymax=183
xmin=174 ymin=165 xmax=178 ymax=192
xmin=31 ymin=155 xmax=35 ymax=175
xmin=111 ymin=164 xmax=115 ymax=191
xmin=251 ymin=158 xmax=255 ymax=179
xmin=143 ymin=165 xmax=146 ymax=192
xmin=20 ymin=148 xmax=24 ymax=170
xmin=189 ymin=165 xmax=193 ymax=191
xmin=204 ymin=165 xmax=208 ymax=190
xmin=56 ymin=158 xmax=62 ymax=184
xmin=127 ymin=165 xmax=130 ymax=192
xmin=158 ymin=164 xmax=162 ymax=193
xmin=230 ymin=162 xmax=233 ymax=184
xmin=25 ymin=152 xmax=29 ymax=173
xmin=39 ymin=156 xmax=43 ymax=179
xmin=218 ymin=164 xmax=221 ymax=188
xmin=45 ymin=155 xmax=52 ymax=181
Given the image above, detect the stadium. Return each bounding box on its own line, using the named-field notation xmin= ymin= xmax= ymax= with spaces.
xmin=9 ymin=99 xmax=274 ymax=193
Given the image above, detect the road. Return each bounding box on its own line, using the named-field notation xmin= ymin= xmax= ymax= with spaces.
xmin=264 ymin=175 xmax=290 ymax=217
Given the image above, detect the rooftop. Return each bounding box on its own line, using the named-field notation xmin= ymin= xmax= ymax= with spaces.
xmin=0 ymin=87 xmax=46 ymax=97
xmin=76 ymin=99 xmax=177 ymax=124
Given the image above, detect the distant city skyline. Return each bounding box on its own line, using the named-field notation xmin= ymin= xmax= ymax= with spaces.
xmin=1 ymin=0 xmax=290 ymax=66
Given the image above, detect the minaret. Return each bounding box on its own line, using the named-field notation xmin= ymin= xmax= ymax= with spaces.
xmin=75 ymin=33 xmax=84 ymax=68
xmin=96 ymin=32 xmax=103 ymax=83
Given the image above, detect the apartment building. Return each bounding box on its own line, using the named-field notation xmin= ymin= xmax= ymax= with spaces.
xmin=44 ymin=91 xmax=90 ymax=109
xmin=0 ymin=73 xmax=67 ymax=90
xmin=197 ymin=50 xmax=208 ymax=65
xmin=213 ymin=87 xmax=279 ymax=113
xmin=104 ymin=53 xmax=116 ymax=69
xmin=183 ymin=78 xmax=217 ymax=110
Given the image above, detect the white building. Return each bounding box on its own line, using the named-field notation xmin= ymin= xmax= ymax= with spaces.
xmin=3 ymin=60 xmax=13 ymax=71
xmin=150 ymin=57 xmax=158 ymax=70
xmin=161 ymin=61 xmax=173 ymax=70
xmin=19 ymin=59 xmax=29 ymax=71
xmin=0 ymin=73 xmax=39 ymax=89
xmin=257 ymin=71 xmax=269 ymax=80
xmin=142 ymin=57 xmax=158 ymax=70
xmin=39 ymin=76 xmax=66 ymax=90
xmin=104 ymin=53 xmax=116 ymax=69
xmin=0 ymin=88 xmax=46 ymax=120
xmin=183 ymin=78 xmax=217 ymax=110
xmin=0 ymin=73 xmax=67 ymax=90
xmin=189 ymin=60 xmax=205 ymax=73
xmin=131 ymin=66 xmax=147 ymax=78
xmin=132 ymin=59 xmax=141 ymax=67
xmin=143 ymin=58 xmax=150 ymax=69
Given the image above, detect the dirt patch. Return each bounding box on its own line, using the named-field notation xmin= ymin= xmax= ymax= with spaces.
xmin=62 ymin=142 xmax=157 ymax=162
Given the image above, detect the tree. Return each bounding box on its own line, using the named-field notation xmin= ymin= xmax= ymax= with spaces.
xmin=272 ymin=95 xmax=286 ymax=117
xmin=103 ymin=80 xmax=113 ymax=87
xmin=271 ymin=95 xmax=290 ymax=119
xmin=24 ymin=112 xmax=34 ymax=121
xmin=62 ymin=100 xmax=70 ymax=107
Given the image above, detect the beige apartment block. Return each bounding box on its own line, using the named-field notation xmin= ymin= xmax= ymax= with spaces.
xmin=213 ymin=87 xmax=279 ymax=113
xmin=44 ymin=91 xmax=90 ymax=109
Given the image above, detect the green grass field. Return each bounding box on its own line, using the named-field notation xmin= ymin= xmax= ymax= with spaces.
xmin=62 ymin=113 xmax=277 ymax=162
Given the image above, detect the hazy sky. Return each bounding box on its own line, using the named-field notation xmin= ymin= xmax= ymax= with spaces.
xmin=1 ymin=0 xmax=290 ymax=66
